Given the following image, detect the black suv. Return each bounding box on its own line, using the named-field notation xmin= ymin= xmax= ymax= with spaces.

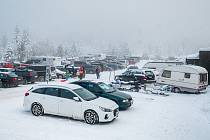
xmin=0 ymin=68 xmax=37 ymax=84
xmin=115 ymin=69 xmax=155 ymax=84
xmin=0 ymin=72 xmax=19 ymax=87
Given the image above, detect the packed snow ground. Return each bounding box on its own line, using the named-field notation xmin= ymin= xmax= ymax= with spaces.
xmin=0 ymin=61 xmax=210 ymax=140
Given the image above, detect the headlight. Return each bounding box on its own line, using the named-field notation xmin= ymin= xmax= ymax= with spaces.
xmin=99 ymin=106 xmax=112 ymax=112
xmin=122 ymin=99 xmax=129 ymax=103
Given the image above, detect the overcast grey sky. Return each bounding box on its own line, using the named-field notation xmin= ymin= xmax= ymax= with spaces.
xmin=0 ymin=0 xmax=210 ymax=56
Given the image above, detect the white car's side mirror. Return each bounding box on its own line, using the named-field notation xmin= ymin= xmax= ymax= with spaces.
xmin=73 ymin=97 xmax=81 ymax=102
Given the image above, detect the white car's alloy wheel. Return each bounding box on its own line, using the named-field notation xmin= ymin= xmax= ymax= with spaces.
xmin=84 ymin=110 xmax=99 ymax=125
xmin=31 ymin=104 xmax=43 ymax=116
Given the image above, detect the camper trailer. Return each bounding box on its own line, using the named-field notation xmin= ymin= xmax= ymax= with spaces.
xmin=157 ymin=65 xmax=208 ymax=93
xmin=143 ymin=61 xmax=184 ymax=71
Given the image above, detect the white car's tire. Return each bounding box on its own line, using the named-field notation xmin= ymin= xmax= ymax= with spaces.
xmin=84 ymin=110 xmax=99 ymax=125
xmin=31 ymin=103 xmax=44 ymax=116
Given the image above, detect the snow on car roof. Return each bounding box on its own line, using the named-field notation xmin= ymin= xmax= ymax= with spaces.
xmin=33 ymin=83 xmax=81 ymax=90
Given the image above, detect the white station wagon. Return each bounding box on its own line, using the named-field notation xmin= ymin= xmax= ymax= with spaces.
xmin=23 ymin=84 xmax=119 ymax=124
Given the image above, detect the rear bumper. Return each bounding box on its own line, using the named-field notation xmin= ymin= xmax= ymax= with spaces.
xmin=198 ymin=85 xmax=208 ymax=92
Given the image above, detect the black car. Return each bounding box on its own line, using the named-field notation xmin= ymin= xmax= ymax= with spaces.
xmin=71 ymin=80 xmax=133 ymax=110
xmin=0 ymin=72 xmax=19 ymax=88
xmin=0 ymin=68 xmax=37 ymax=84
xmin=115 ymin=69 xmax=155 ymax=84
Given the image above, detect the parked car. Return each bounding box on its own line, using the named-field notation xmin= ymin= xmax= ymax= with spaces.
xmin=157 ymin=65 xmax=208 ymax=93
xmin=0 ymin=68 xmax=37 ymax=84
xmin=55 ymin=69 xmax=66 ymax=79
xmin=115 ymin=70 xmax=146 ymax=84
xmin=71 ymin=80 xmax=133 ymax=110
xmin=0 ymin=78 xmax=2 ymax=88
xmin=127 ymin=65 xmax=139 ymax=70
xmin=0 ymin=72 xmax=19 ymax=87
xmin=74 ymin=61 xmax=96 ymax=74
xmin=115 ymin=69 xmax=155 ymax=84
xmin=139 ymin=69 xmax=156 ymax=82
xmin=27 ymin=65 xmax=51 ymax=81
xmin=23 ymin=84 xmax=119 ymax=124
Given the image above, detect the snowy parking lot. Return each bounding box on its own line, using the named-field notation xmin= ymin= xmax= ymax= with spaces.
xmin=0 ymin=69 xmax=210 ymax=140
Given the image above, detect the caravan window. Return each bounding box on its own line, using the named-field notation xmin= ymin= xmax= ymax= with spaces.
xmin=184 ymin=73 xmax=191 ymax=79
xmin=162 ymin=70 xmax=171 ymax=78
xmin=200 ymin=74 xmax=207 ymax=83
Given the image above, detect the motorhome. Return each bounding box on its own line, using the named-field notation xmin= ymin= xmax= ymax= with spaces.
xmin=157 ymin=65 xmax=208 ymax=93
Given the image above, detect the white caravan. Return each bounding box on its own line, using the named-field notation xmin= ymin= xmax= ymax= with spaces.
xmin=143 ymin=61 xmax=184 ymax=71
xmin=157 ymin=65 xmax=208 ymax=93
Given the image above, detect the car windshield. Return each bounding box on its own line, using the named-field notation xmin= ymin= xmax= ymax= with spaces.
xmin=133 ymin=71 xmax=143 ymax=74
xmin=0 ymin=69 xmax=12 ymax=72
xmin=8 ymin=73 xmax=18 ymax=77
xmin=73 ymin=88 xmax=98 ymax=101
xmin=98 ymin=82 xmax=116 ymax=93
xmin=145 ymin=71 xmax=153 ymax=75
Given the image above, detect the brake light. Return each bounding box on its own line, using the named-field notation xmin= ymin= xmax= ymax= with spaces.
xmin=12 ymin=77 xmax=17 ymax=81
xmin=25 ymin=92 xmax=29 ymax=96
xmin=143 ymin=76 xmax=147 ymax=80
xmin=29 ymin=72 xmax=32 ymax=77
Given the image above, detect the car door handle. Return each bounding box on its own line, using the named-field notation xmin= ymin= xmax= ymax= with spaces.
xmin=161 ymin=81 xmax=165 ymax=82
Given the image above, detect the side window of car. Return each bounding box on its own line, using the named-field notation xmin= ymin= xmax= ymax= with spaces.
xmin=92 ymin=84 xmax=103 ymax=93
xmin=44 ymin=88 xmax=59 ymax=97
xmin=60 ymin=89 xmax=76 ymax=100
xmin=79 ymin=83 xmax=88 ymax=89
xmin=162 ymin=70 xmax=171 ymax=78
xmin=32 ymin=88 xmax=45 ymax=94
xmin=184 ymin=73 xmax=191 ymax=79
xmin=87 ymin=83 xmax=95 ymax=92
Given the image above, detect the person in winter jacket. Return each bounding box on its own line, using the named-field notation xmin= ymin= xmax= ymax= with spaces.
xmin=95 ymin=66 xmax=100 ymax=79
xmin=79 ymin=66 xmax=85 ymax=80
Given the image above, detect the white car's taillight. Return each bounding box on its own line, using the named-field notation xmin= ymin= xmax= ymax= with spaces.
xmin=25 ymin=92 xmax=29 ymax=96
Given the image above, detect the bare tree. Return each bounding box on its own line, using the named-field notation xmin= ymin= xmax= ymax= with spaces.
xmin=1 ymin=35 xmax=8 ymax=49
xmin=17 ymin=30 xmax=30 ymax=62
xmin=57 ymin=44 xmax=64 ymax=58
xmin=70 ymin=42 xmax=80 ymax=57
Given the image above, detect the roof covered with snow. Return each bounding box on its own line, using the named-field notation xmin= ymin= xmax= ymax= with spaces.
xmin=186 ymin=53 xmax=199 ymax=59
xmin=164 ymin=65 xmax=208 ymax=74
xmin=199 ymin=47 xmax=210 ymax=51
xmin=34 ymin=83 xmax=81 ymax=90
